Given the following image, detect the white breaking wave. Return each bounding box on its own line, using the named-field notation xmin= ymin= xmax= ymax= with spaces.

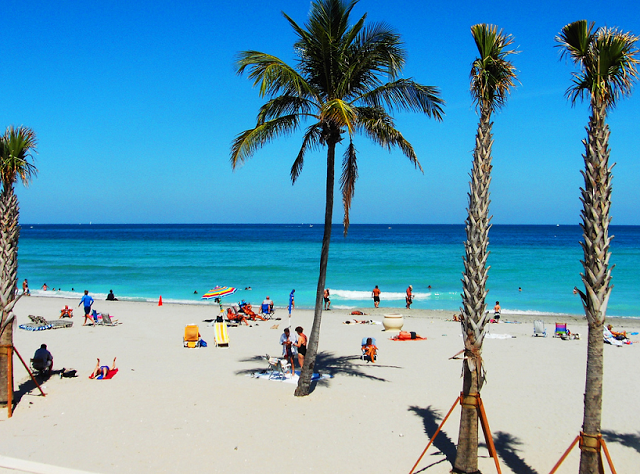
xmin=329 ymin=289 xmax=436 ymax=301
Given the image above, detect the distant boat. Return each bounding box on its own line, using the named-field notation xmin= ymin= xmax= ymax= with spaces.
xmin=310 ymin=225 xmax=313 ymax=227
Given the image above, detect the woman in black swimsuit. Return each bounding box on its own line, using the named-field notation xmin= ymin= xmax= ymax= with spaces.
xmin=294 ymin=326 xmax=307 ymax=369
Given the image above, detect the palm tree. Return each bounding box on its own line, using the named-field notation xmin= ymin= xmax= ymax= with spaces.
xmin=232 ymin=0 xmax=444 ymax=396
xmin=0 ymin=125 xmax=37 ymax=406
xmin=454 ymin=24 xmax=517 ymax=473
xmin=556 ymin=20 xmax=638 ymax=473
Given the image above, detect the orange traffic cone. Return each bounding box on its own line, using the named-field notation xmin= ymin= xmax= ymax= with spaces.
xmin=158 ymin=296 xmax=163 ymax=306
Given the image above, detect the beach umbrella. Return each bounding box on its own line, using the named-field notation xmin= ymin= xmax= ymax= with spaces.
xmin=202 ymin=286 xmax=238 ymax=312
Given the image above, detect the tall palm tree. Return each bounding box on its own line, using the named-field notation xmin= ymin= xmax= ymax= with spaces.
xmin=0 ymin=125 xmax=37 ymax=406
xmin=454 ymin=24 xmax=517 ymax=473
xmin=556 ymin=20 xmax=638 ymax=473
xmin=232 ymin=0 xmax=444 ymax=396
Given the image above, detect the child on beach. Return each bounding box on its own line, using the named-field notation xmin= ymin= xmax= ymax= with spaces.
xmin=362 ymin=338 xmax=377 ymax=363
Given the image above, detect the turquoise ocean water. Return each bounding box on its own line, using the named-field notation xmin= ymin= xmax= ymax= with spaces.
xmin=16 ymin=224 xmax=640 ymax=318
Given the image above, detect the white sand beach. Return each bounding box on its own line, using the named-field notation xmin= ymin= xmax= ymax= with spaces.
xmin=1 ymin=297 xmax=639 ymax=473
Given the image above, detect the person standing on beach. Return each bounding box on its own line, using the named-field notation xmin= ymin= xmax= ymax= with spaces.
xmin=323 ymin=288 xmax=331 ymax=310
xmin=493 ymin=301 xmax=501 ymax=322
xmin=406 ymin=285 xmax=413 ymax=309
xmin=372 ymin=285 xmax=381 ymax=308
xmin=280 ymin=327 xmax=297 ymax=376
xmin=22 ymin=279 xmax=30 ymax=296
xmin=79 ymin=290 xmax=95 ymax=326
xmin=294 ymin=326 xmax=307 ymax=371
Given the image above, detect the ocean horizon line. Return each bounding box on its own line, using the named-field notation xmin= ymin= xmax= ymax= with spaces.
xmin=19 ymin=222 xmax=640 ymax=227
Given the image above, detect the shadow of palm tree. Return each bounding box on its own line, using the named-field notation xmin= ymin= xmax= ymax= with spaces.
xmin=602 ymin=429 xmax=640 ymax=454
xmin=236 ymin=351 xmax=399 ymax=388
xmin=493 ymin=431 xmax=539 ymax=474
xmin=407 ymin=405 xmax=457 ymax=472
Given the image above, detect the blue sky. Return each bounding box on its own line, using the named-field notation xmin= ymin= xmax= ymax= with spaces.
xmin=2 ymin=0 xmax=639 ymax=225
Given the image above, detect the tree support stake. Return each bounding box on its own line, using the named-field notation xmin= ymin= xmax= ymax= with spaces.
xmin=409 ymin=393 xmax=501 ymax=474
xmin=549 ymin=432 xmax=617 ymax=474
xmin=1 ymin=344 xmax=46 ymax=418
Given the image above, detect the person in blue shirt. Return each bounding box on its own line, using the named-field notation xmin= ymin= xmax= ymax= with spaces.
xmin=78 ymin=290 xmax=95 ymax=326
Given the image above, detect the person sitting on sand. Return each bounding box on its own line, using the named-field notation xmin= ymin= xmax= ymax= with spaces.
xmin=607 ymin=324 xmax=628 ymax=340
xmin=89 ymin=357 xmax=117 ymax=379
xmin=60 ymin=305 xmax=73 ymax=318
xmin=106 ymin=290 xmax=118 ymax=301
xmin=362 ymin=337 xmax=377 ymax=363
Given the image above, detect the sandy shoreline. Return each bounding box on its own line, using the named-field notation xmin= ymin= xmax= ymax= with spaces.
xmin=1 ymin=296 xmax=639 ymax=473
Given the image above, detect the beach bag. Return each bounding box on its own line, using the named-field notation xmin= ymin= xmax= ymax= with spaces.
xmin=200 ymin=339 xmax=208 ymax=347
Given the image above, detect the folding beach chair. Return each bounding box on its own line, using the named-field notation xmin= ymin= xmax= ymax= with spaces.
xmin=263 ymin=354 xmax=290 ymax=379
xmin=554 ymin=323 xmax=569 ymax=338
xmin=183 ymin=324 xmax=201 ymax=348
xmin=361 ymin=337 xmax=378 ymax=362
xmin=260 ymin=303 xmax=275 ymax=319
xmin=214 ymin=322 xmax=229 ymax=347
xmin=533 ymin=320 xmax=547 ymax=337
xmin=101 ymin=313 xmax=118 ymax=326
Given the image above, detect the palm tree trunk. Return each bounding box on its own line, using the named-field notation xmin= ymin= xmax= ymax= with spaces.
xmin=295 ymin=137 xmax=336 ymax=397
xmin=454 ymin=110 xmax=493 ymax=474
xmin=0 ymin=186 xmax=21 ymax=405
xmin=578 ymin=102 xmax=613 ymax=474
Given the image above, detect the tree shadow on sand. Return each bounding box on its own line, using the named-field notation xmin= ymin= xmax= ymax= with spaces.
xmin=236 ymin=351 xmax=399 ymax=392
xmin=12 ymin=369 xmax=66 ymax=407
xmin=493 ymin=431 xmax=539 ymax=474
xmin=602 ymin=429 xmax=640 ymax=454
xmin=407 ymin=405 xmax=457 ymax=472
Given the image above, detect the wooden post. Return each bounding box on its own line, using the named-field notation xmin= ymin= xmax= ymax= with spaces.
xmin=7 ymin=345 xmax=13 ymax=418
xmin=12 ymin=346 xmax=46 ymax=397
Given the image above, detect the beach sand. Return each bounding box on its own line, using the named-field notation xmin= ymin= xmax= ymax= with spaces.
xmin=1 ymin=297 xmax=639 ymax=473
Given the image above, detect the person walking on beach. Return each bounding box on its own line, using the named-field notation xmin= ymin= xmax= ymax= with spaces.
xmin=323 ymin=288 xmax=331 ymax=310
xmin=280 ymin=327 xmax=297 ymax=376
xmin=79 ymin=290 xmax=95 ymax=326
xmin=372 ymin=285 xmax=381 ymax=308
xmin=406 ymin=285 xmax=413 ymax=309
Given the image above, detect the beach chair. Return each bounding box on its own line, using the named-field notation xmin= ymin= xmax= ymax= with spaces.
xmin=264 ymin=354 xmax=290 ymax=379
xmin=260 ymin=303 xmax=275 ymax=319
xmin=101 ymin=313 xmax=118 ymax=326
xmin=227 ymin=306 xmax=250 ymax=326
xmin=361 ymin=337 xmax=377 ymax=362
xmin=214 ymin=322 xmax=229 ymax=347
xmin=183 ymin=324 xmax=201 ymax=348
xmin=554 ymin=323 xmax=569 ymax=338
xmin=533 ymin=320 xmax=547 ymax=337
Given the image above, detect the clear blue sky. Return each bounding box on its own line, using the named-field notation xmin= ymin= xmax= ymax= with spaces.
xmin=2 ymin=0 xmax=639 ymax=225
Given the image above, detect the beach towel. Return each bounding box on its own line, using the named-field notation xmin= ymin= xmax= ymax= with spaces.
xmin=94 ymin=369 xmax=118 ymax=380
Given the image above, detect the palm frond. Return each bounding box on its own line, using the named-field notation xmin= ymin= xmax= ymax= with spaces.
xmin=320 ymin=99 xmax=357 ymax=134
xmin=355 ymin=106 xmax=422 ymax=171
xmin=470 ymin=24 xmax=519 ymax=113
xmin=291 ymin=123 xmax=323 ymax=183
xmin=556 ymin=21 xmax=639 ymax=108
xmin=0 ymin=126 xmax=38 ymax=189
xmin=340 ymin=140 xmax=358 ymax=234
xmin=357 ymin=79 xmax=444 ymax=119
xmin=230 ymin=115 xmax=300 ymax=169
xmin=257 ymin=95 xmax=319 ymax=124
xmin=236 ymin=51 xmax=315 ymax=99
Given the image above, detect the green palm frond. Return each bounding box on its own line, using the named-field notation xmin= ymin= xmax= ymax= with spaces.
xmin=340 ymin=140 xmax=358 ymax=233
xmin=557 ymin=20 xmax=639 ymax=107
xmin=236 ymin=51 xmax=315 ymax=99
xmin=357 ymin=79 xmax=444 ymax=119
xmin=291 ymin=124 xmax=323 ymax=183
xmin=257 ymin=95 xmax=319 ymax=124
xmin=470 ymin=24 xmax=518 ymax=113
xmin=231 ymin=115 xmax=300 ymax=168
xmin=355 ymin=106 xmax=422 ymax=171
xmin=320 ymin=99 xmax=357 ymax=134
xmin=0 ymin=126 xmax=38 ymax=189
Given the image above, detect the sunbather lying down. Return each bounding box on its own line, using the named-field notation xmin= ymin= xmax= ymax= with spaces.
xmin=390 ymin=331 xmax=426 ymax=341
xmin=89 ymin=357 xmax=118 ymax=379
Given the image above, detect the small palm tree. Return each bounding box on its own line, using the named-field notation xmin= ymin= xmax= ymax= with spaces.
xmin=232 ymin=0 xmax=444 ymax=396
xmin=454 ymin=24 xmax=517 ymax=473
xmin=0 ymin=125 xmax=37 ymax=405
xmin=556 ymin=20 xmax=638 ymax=473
